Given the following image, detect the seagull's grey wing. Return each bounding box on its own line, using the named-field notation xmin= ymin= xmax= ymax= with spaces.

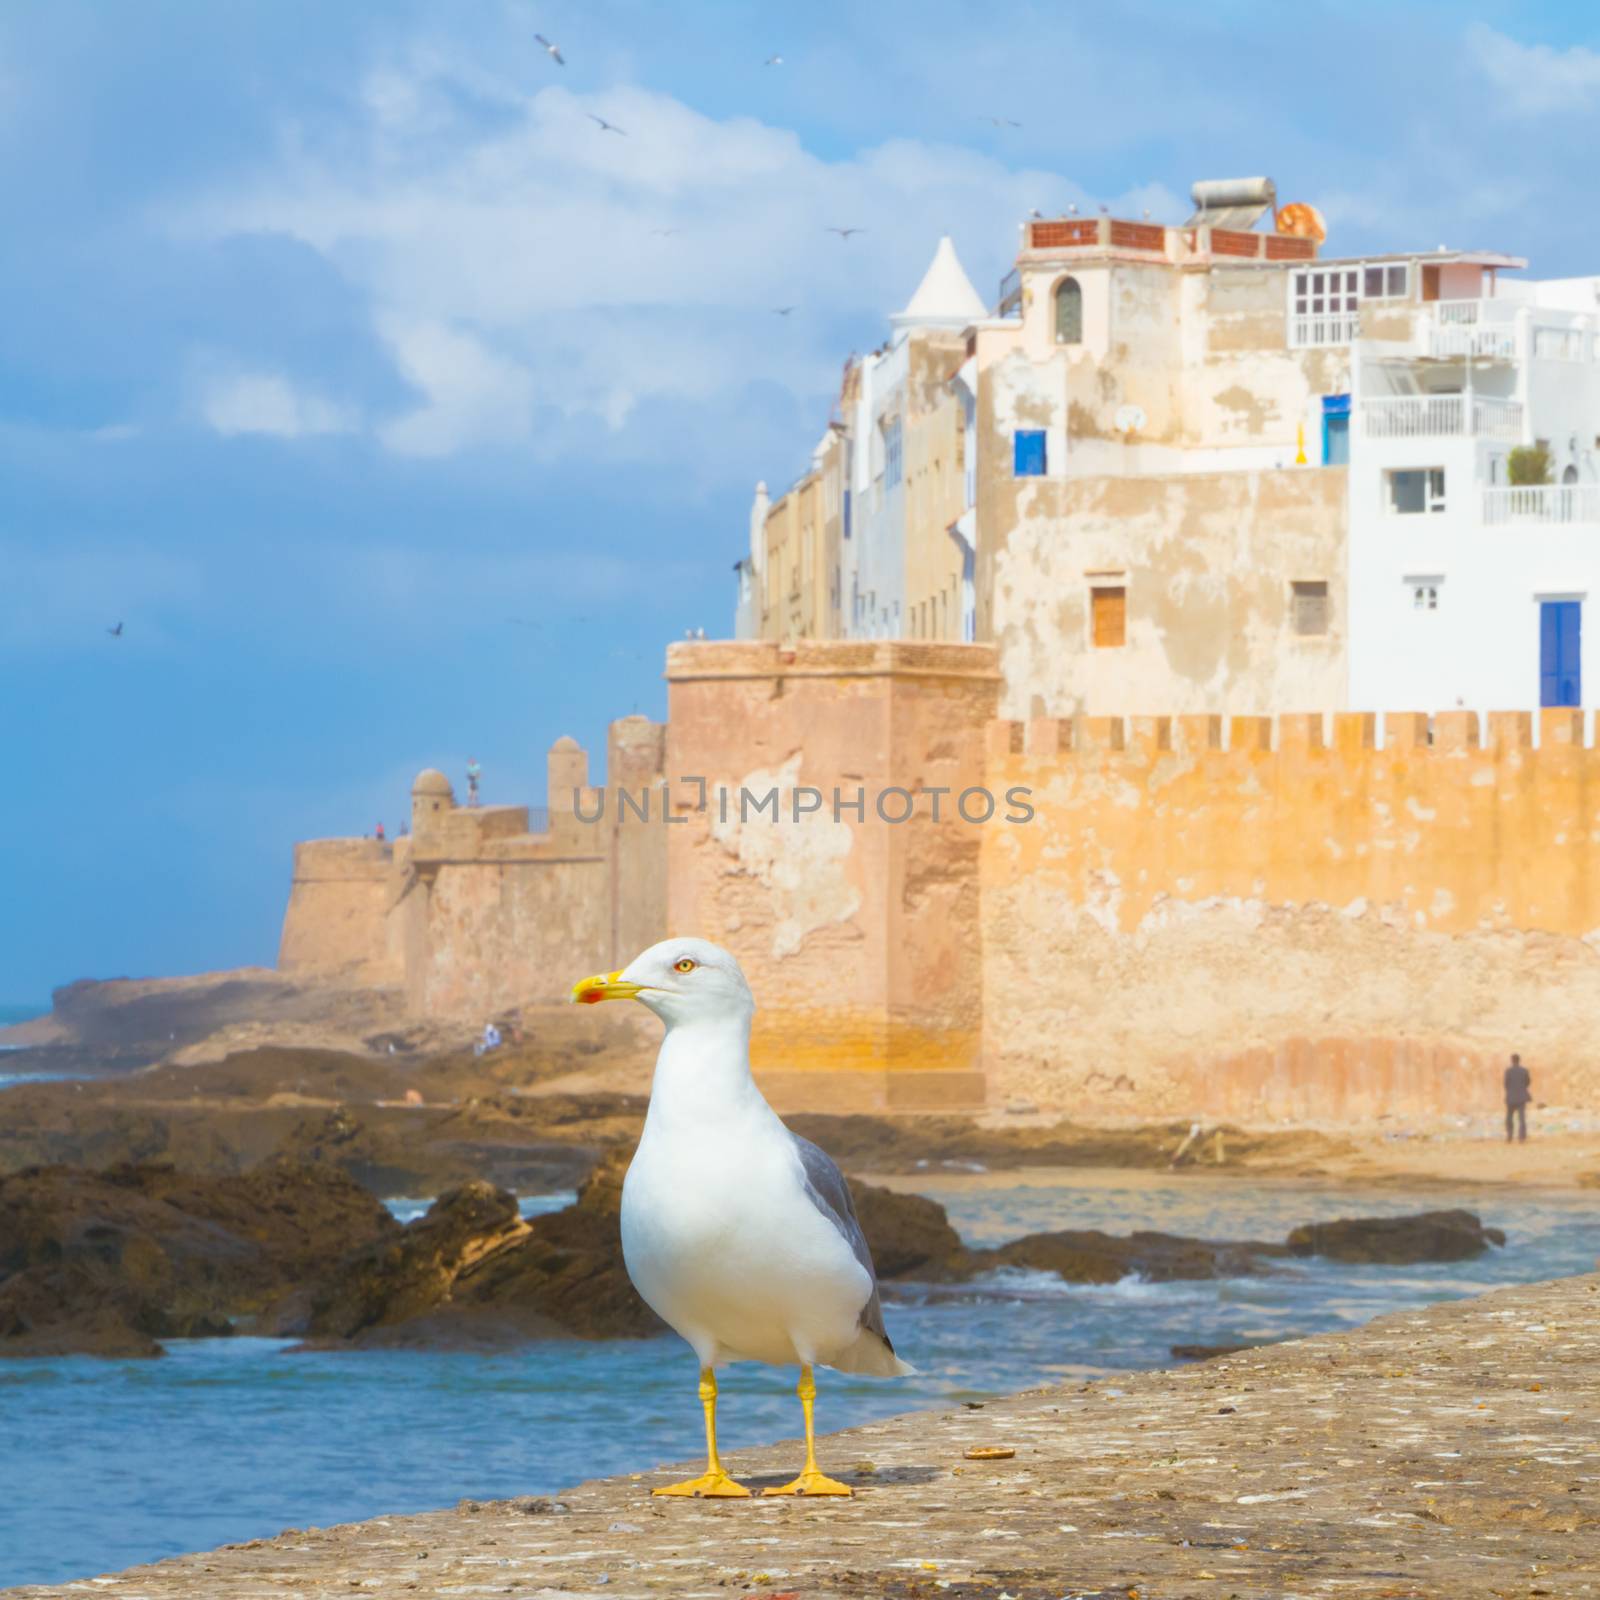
xmin=790 ymin=1132 xmax=895 ymax=1349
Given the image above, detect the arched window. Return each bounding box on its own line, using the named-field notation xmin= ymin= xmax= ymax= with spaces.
xmin=1563 ymin=464 xmax=1579 ymax=484
xmin=1054 ymin=276 xmax=1083 ymax=345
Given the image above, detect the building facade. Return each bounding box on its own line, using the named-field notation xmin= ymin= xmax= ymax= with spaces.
xmin=736 ymin=178 xmax=1600 ymax=719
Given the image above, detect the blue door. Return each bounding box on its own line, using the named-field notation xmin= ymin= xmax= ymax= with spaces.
xmin=1322 ymin=394 xmax=1350 ymax=465
xmin=1540 ymin=601 xmax=1582 ymax=707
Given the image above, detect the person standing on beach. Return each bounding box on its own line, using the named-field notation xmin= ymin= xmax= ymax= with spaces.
xmin=1504 ymin=1053 xmax=1532 ymax=1142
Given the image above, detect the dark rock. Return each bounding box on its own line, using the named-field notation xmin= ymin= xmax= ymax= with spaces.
xmin=844 ymin=1180 xmax=965 ymax=1279
xmin=0 ymin=1160 xmax=397 ymax=1358
xmin=1171 ymin=1341 xmax=1273 ymax=1362
xmin=980 ymin=1228 xmax=1282 ymax=1285
xmin=1286 ymin=1210 xmax=1506 ymax=1264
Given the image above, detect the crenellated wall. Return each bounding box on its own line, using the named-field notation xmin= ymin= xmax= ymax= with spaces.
xmin=278 ymin=718 xmax=669 ymax=1018
xmin=980 ymin=705 xmax=1600 ymax=1119
xmin=279 ymin=640 xmax=1600 ymax=1122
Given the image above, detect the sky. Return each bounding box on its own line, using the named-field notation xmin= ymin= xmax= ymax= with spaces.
xmin=3 ymin=0 xmax=1600 ymax=1001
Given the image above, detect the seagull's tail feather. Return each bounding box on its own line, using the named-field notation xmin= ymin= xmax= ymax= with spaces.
xmin=830 ymin=1325 xmax=917 ymax=1378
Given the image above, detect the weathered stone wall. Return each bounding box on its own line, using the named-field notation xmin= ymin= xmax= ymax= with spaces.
xmin=986 ymin=465 xmax=1348 ymax=721
xmin=982 ymin=706 xmax=1600 ymax=1118
xmin=277 ymin=722 xmax=668 ymax=1019
xmin=664 ymin=639 xmax=999 ymax=1110
xmin=278 ymin=840 xmax=401 ymax=986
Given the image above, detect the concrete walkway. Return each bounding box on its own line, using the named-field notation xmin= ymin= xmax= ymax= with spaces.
xmin=11 ymin=1274 xmax=1600 ymax=1599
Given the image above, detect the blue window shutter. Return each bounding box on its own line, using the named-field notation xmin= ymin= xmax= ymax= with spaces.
xmin=1014 ymin=429 xmax=1047 ymax=476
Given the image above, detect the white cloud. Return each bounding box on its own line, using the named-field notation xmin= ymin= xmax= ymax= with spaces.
xmin=178 ymin=60 xmax=1095 ymax=461
xmin=199 ymin=370 xmax=357 ymax=439
xmin=1467 ymin=24 xmax=1600 ymax=117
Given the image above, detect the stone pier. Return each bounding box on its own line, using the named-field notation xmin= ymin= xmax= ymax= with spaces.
xmin=13 ymin=1273 xmax=1598 ymax=1599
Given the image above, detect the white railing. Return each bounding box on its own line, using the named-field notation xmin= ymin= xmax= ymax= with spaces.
xmin=1483 ymin=485 xmax=1600 ymax=525
xmin=1436 ymin=301 xmax=1481 ymax=325
xmin=1289 ymin=312 xmax=1360 ymax=349
xmin=1427 ymin=326 xmax=1516 ymax=360
xmin=1361 ymin=395 xmax=1524 ymax=439
xmin=1362 ymin=395 xmax=1463 ymax=437
xmin=1474 ymin=397 xmax=1524 ymax=437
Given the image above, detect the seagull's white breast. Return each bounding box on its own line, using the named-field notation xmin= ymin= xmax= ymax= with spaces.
xmin=621 ymin=1114 xmax=872 ymax=1369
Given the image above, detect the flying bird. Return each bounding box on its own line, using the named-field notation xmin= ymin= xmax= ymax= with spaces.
xmin=826 ymin=226 xmax=865 ymax=240
xmin=764 ymin=54 xmax=784 ymax=66
xmin=574 ymin=939 xmax=912 ymax=1498
xmin=1029 ymin=208 xmax=1044 ymax=219
xmin=772 ymin=306 xmax=796 ymax=317
xmin=982 ymin=116 xmax=1022 ymax=127
xmin=588 ymin=113 xmax=627 ymax=136
xmin=651 ymin=227 xmax=683 ymax=237
xmin=107 ymin=622 xmax=123 ymax=638
xmin=1067 ymin=203 xmax=1079 ymax=215
xmin=534 ymin=33 xmax=564 ymax=66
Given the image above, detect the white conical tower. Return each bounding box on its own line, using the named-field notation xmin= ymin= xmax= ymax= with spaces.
xmin=748 ymin=481 xmax=770 ymax=571
xmin=889 ymin=236 xmax=988 ymax=333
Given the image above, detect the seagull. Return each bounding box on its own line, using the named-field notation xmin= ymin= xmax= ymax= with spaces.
xmin=763 ymin=53 xmax=784 ymax=67
xmin=1029 ymin=208 xmax=1044 ymax=219
xmin=107 ymin=621 xmax=123 ymax=638
xmin=651 ymin=227 xmax=683 ymax=237
xmin=588 ymin=113 xmax=627 ymax=136
xmin=534 ymin=33 xmax=564 ymax=66
xmin=573 ymin=938 xmax=912 ymax=1498
xmin=982 ymin=116 xmax=1021 ymax=128
xmin=1067 ymin=203 xmax=1079 ymax=215
xmin=772 ymin=306 xmax=795 ymax=317
xmin=826 ymin=226 xmax=865 ymax=240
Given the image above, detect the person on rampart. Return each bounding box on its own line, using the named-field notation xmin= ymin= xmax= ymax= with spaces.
xmin=466 ymin=758 xmax=481 ymax=807
xmin=1504 ymin=1053 xmax=1532 ymax=1142
xmin=375 ymin=822 xmax=385 ymax=842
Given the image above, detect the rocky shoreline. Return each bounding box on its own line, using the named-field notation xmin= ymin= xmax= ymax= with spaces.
xmin=0 ymin=1142 xmax=1507 ymax=1358
xmin=5 ymin=1271 xmax=1594 ymax=1598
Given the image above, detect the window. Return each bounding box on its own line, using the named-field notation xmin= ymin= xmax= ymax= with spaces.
xmin=1362 ymin=263 xmax=1409 ymax=299
xmin=1387 ymin=468 xmax=1446 ymax=515
xmin=1054 ymin=276 xmax=1083 ymax=344
xmin=1407 ymin=576 xmax=1442 ymax=611
xmin=1091 ymin=585 xmax=1126 ymax=648
xmin=1014 ymin=428 xmax=1047 ymax=476
xmin=1292 ymin=267 xmax=1359 ymax=318
xmin=842 ymin=488 xmax=852 ymax=540
xmin=1291 ymin=580 xmax=1329 ymax=636
xmin=883 ymin=417 xmax=903 ymax=489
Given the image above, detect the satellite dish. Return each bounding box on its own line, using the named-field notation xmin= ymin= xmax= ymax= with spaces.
xmin=1114 ymin=403 xmax=1146 ymax=434
xmin=1275 ymin=202 xmax=1327 ymax=242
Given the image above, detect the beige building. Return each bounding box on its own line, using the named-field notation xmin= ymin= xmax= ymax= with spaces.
xmin=736 ymin=236 xmax=984 ymax=645
xmin=736 ymin=180 xmax=1368 ymax=717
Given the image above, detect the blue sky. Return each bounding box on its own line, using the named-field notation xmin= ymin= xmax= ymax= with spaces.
xmin=3 ymin=0 xmax=1600 ymax=1000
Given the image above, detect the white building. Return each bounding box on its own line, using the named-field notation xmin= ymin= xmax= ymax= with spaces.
xmin=1345 ymin=256 xmax=1600 ymax=713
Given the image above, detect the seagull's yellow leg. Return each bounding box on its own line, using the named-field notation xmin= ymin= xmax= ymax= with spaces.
xmin=653 ymin=1367 xmax=751 ymax=1497
xmin=762 ymin=1363 xmax=853 ymax=1497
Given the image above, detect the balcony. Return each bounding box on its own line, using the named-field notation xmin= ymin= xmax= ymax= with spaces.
xmin=1360 ymin=395 xmax=1523 ymax=440
xmin=1427 ymin=325 xmax=1516 ymax=360
xmin=1483 ymin=485 xmax=1600 ymax=525
xmin=1290 ymin=312 xmax=1361 ymax=349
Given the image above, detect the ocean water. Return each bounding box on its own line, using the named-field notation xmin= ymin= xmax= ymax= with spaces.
xmin=0 ymin=1176 xmax=1596 ymax=1588
xmin=0 ymin=1002 xmax=52 ymax=1086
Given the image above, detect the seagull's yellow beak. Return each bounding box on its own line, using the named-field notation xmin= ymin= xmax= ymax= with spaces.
xmin=571 ymin=970 xmax=647 ymax=1005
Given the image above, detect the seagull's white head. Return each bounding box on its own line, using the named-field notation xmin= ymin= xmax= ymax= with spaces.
xmin=571 ymin=936 xmax=754 ymax=1027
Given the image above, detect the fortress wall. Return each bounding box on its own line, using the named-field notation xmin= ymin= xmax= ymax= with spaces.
xmin=277 ymin=839 xmax=401 ymax=986
xmin=664 ymin=639 xmax=1000 ymax=1109
xmin=981 ymin=708 xmax=1600 ymax=1119
xmin=415 ymin=851 xmax=613 ymax=1016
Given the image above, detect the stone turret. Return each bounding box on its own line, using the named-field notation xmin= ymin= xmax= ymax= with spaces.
xmin=411 ymin=768 xmax=454 ymax=848
xmin=547 ymin=736 xmax=588 ymax=814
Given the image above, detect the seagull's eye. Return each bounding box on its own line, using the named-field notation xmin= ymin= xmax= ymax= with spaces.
xmin=673 ymin=958 xmax=696 ymax=973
